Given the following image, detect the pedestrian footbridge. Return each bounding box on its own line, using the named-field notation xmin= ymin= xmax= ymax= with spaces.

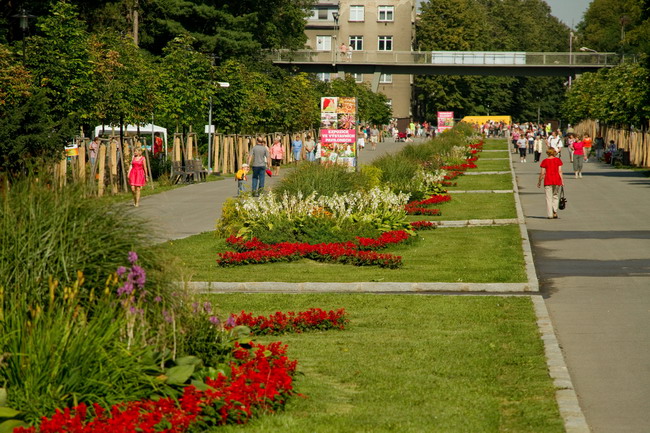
xmin=269 ymin=50 xmax=618 ymax=78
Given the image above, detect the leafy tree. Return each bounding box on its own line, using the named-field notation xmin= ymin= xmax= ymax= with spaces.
xmin=24 ymin=1 xmax=92 ymax=122
xmin=86 ymin=31 xmax=159 ymax=126
xmin=0 ymin=44 xmax=32 ymax=112
xmin=576 ymin=0 xmax=643 ymax=54
xmin=157 ymin=34 xmax=212 ymax=131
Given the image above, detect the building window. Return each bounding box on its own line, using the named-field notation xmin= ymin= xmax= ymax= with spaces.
xmin=349 ymin=5 xmax=364 ymax=22
xmin=378 ymin=36 xmax=393 ymax=51
xmin=316 ymin=35 xmax=332 ymax=51
xmin=317 ymin=72 xmax=332 ymax=82
xmin=379 ymin=73 xmax=392 ymax=83
xmin=378 ymin=6 xmax=394 ymax=22
xmin=351 ymin=73 xmax=363 ymax=83
xmin=318 ymin=9 xmax=328 ymax=20
xmin=349 ymin=36 xmax=363 ymax=51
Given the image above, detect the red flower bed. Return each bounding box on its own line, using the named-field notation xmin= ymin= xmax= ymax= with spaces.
xmin=468 ymin=142 xmax=484 ymax=150
xmin=405 ymin=194 xmax=451 ymax=215
xmin=409 ymin=220 xmax=436 ymax=230
xmin=230 ymin=308 xmax=348 ymax=335
xmin=217 ymin=231 xmax=410 ymax=269
xmin=16 ymin=342 xmax=297 ymax=433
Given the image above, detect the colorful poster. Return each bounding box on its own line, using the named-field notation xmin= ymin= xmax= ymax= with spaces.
xmin=65 ymin=144 xmax=79 ymax=157
xmin=337 ymin=97 xmax=357 ymax=114
xmin=320 ymin=96 xmax=357 ymax=167
xmin=320 ymin=112 xmax=338 ymax=129
xmin=321 ymin=97 xmax=338 ymax=113
xmin=437 ymin=111 xmax=455 ymax=132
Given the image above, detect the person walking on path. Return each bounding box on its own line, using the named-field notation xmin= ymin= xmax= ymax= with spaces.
xmin=582 ymin=133 xmax=593 ymax=161
xmin=594 ymin=134 xmax=605 ymax=160
xmin=235 ymin=163 xmax=249 ymax=197
xmin=569 ymin=135 xmax=588 ymax=178
xmin=128 ymin=147 xmax=147 ymax=207
xmin=304 ymin=134 xmax=316 ymax=162
xmin=270 ymin=136 xmax=284 ymax=176
xmin=517 ymin=135 xmax=528 ymax=163
xmin=547 ymin=130 xmax=563 ymax=157
xmin=248 ymin=137 xmax=270 ymax=197
xmin=537 ymin=148 xmax=564 ymax=219
xmin=89 ymin=136 xmax=100 ymax=167
xmin=533 ymin=134 xmax=544 ymax=163
xmin=291 ymin=134 xmax=303 ymax=164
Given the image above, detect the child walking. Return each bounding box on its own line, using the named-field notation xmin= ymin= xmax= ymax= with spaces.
xmin=235 ymin=164 xmax=250 ymax=196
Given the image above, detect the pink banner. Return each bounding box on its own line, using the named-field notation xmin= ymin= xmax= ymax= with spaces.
xmin=437 ymin=111 xmax=455 ymax=132
xmin=320 ymin=129 xmax=356 ymax=144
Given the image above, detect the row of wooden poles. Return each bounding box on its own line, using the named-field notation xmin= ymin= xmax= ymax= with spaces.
xmin=207 ymin=130 xmax=318 ymax=175
xmin=54 ymin=136 xmax=154 ymax=197
xmin=575 ymin=120 xmax=650 ymax=167
xmin=54 ymin=130 xmax=318 ymax=195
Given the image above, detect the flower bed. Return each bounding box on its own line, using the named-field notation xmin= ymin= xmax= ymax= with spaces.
xmin=230 ymin=308 xmax=349 ymax=335
xmin=217 ymin=230 xmax=411 ymax=269
xmin=409 ymin=221 xmax=437 ymax=230
xmin=15 ymin=342 xmax=298 ymax=433
xmin=405 ymin=194 xmax=451 ymax=215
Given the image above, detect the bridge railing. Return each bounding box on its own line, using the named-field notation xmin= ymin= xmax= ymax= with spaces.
xmin=267 ymin=50 xmax=620 ymax=66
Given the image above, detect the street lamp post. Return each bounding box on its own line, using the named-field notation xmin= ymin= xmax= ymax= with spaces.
xmin=11 ymin=9 xmax=35 ymax=63
xmin=568 ymin=31 xmax=574 ymax=87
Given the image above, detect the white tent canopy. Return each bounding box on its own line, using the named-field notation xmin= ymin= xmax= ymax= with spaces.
xmin=93 ymin=124 xmax=168 ymax=146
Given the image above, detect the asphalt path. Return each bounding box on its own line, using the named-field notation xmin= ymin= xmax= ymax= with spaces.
xmin=513 ymin=149 xmax=650 ymax=433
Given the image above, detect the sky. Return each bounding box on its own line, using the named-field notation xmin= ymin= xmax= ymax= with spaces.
xmin=543 ymin=0 xmax=592 ymax=28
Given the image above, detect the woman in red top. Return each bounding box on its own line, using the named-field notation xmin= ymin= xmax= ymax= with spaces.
xmin=537 ymin=148 xmax=564 ymax=219
xmin=569 ymin=135 xmax=587 ymax=178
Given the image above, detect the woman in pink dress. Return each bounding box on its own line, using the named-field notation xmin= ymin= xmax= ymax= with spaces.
xmin=128 ymin=148 xmax=147 ymax=207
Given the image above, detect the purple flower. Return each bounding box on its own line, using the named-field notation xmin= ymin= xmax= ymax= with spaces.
xmin=116 ymin=266 xmax=127 ymax=277
xmin=209 ymin=316 xmax=220 ymax=325
xmin=117 ymin=281 xmax=134 ymax=296
xmin=128 ymin=251 xmax=138 ymax=264
xmin=203 ymin=301 xmax=213 ymax=314
xmin=192 ymin=302 xmax=200 ymax=313
xmin=163 ymin=309 xmax=173 ymax=323
xmin=225 ymin=315 xmax=236 ymax=328
xmin=154 ymin=296 xmax=162 ymax=303
xmin=129 ymin=306 xmax=143 ymax=315
xmin=130 ymin=265 xmax=146 ymax=288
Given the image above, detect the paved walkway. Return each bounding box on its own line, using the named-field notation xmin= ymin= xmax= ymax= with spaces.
xmin=512 ymin=151 xmax=650 ymax=433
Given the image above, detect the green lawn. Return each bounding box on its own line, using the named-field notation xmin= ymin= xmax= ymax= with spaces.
xmin=159 ymin=225 xmax=527 ymax=283
xmin=206 ymin=294 xmax=563 ymax=433
xmin=447 ymin=173 xmax=514 ymax=191
xmin=469 ymin=159 xmax=511 ymax=172
xmin=480 ymin=150 xmax=510 ymax=158
xmin=409 ymin=192 xmax=516 ymax=221
xmin=481 ymin=139 xmax=509 ymax=151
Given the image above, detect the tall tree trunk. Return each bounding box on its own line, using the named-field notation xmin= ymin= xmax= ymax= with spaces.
xmin=132 ymin=0 xmax=139 ymax=47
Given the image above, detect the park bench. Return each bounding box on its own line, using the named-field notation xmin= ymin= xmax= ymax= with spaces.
xmin=171 ymin=160 xmax=209 ymax=184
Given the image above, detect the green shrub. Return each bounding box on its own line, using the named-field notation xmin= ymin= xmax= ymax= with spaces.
xmin=0 ymin=176 xmax=171 ymax=303
xmin=372 ymin=154 xmax=422 ymax=198
xmin=359 ymin=164 xmax=383 ymax=189
xmin=0 ymin=294 xmax=166 ymax=423
xmin=273 ymin=163 xmax=371 ymax=197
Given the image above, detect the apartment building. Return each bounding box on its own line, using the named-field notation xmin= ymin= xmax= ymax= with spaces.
xmin=304 ymin=0 xmax=416 ymax=121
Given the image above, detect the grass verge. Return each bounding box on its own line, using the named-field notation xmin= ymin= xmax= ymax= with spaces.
xmin=469 ymin=159 xmax=511 ymax=172
xmin=481 ymin=140 xmax=509 ymax=151
xmin=205 ymin=293 xmax=563 ymax=433
xmin=447 ymin=174 xmax=513 ymax=191
xmin=158 ymin=225 xmax=527 ymax=283
xmin=408 ymin=192 xmax=516 ymax=221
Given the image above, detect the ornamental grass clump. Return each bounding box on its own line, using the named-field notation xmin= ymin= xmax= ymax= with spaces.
xmin=0 ymin=175 xmax=172 ymax=304
xmin=273 ymin=163 xmax=372 ymax=197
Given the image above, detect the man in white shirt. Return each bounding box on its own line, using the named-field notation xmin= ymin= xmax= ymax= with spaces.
xmin=547 ymin=131 xmax=563 ymax=157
